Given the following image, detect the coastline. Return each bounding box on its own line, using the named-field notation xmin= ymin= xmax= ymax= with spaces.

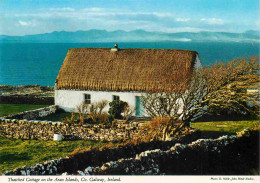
xmin=0 ymin=85 xmax=54 ymax=105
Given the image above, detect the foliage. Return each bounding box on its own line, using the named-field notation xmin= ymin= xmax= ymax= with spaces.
xmin=142 ymin=67 xmax=206 ymax=124
xmin=122 ymin=105 xmax=135 ymax=121
xmin=142 ymin=57 xmax=259 ymax=140
xmin=203 ymin=57 xmax=259 ymax=118
xmin=97 ymin=100 xmax=108 ymax=114
xmin=62 ymin=103 xmax=89 ymax=125
xmin=89 ymin=100 xmax=109 ymax=124
xmin=136 ymin=117 xmax=190 ymax=142
xmin=62 ymin=111 xmax=77 ymax=124
xmin=62 ymin=100 xmax=110 ymax=125
xmin=108 ymin=100 xmax=128 ymax=120
xmin=76 ymin=103 xmax=89 ymax=125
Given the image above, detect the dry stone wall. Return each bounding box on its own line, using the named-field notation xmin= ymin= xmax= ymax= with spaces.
xmin=0 ymin=118 xmax=146 ymax=141
xmin=3 ymin=130 xmax=201 ymax=175
xmin=3 ymin=105 xmax=57 ymax=120
xmin=0 ymin=96 xmax=54 ymax=105
xmin=72 ymin=130 xmax=259 ymax=175
xmin=3 ymin=129 xmax=258 ymax=175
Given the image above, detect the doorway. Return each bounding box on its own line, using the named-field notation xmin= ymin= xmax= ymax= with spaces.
xmin=135 ymin=96 xmax=144 ymax=116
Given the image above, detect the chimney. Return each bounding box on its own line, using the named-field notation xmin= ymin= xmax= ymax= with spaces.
xmin=111 ymin=43 xmax=119 ymax=52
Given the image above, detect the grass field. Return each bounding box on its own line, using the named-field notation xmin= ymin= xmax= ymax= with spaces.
xmin=37 ymin=111 xmax=71 ymax=121
xmin=0 ymin=104 xmax=49 ymax=117
xmin=0 ymin=138 xmax=111 ymax=174
xmin=0 ymin=120 xmax=259 ymax=174
xmin=191 ymin=120 xmax=259 ymax=138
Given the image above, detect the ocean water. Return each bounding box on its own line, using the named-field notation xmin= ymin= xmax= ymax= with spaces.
xmin=0 ymin=42 xmax=259 ymax=86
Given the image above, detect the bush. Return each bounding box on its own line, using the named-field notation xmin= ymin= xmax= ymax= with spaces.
xmin=89 ymin=100 xmax=109 ymax=124
xmin=62 ymin=103 xmax=89 ymax=125
xmin=62 ymin=111 xmax=77 ymax=124
xmin=135 ymin=117 xmax=189 ymax=142
xmin=63 ymin=101 xmax=109 ymax=125
xmin=122 ymin=105 xmax=135 ymax=121
xmin=108 ymin=100 xmax=128 ymax=120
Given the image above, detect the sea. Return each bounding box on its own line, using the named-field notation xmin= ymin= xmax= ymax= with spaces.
xmin=0 ymin=42 xmax=259 ymax=86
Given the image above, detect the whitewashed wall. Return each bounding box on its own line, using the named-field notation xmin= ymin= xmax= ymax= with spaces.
xmin=55 ymin=90 xmax=146 ymax=116
xmin=55 ymin=54 xmax=201 ymax=117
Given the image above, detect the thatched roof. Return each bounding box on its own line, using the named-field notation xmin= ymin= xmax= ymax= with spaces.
xmin=56 ymin=47 xmax=198 ymax=92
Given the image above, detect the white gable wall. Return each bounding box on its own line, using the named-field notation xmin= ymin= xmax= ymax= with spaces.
xmin=55 ymin=89 xmax=147 ymax=116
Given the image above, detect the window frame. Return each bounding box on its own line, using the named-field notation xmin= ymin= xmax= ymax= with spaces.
xmin=112 ymin=95 xmax=120 ymax=101
xmin=84 ymin=94 xmax=91 ymax=104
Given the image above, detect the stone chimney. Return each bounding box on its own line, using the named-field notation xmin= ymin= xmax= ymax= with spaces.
xmin=111 ymin=43 xmax=119 ymax=52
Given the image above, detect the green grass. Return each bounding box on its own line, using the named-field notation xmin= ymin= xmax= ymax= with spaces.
xmin=37 ymin=112 xmax=71 ymax=121
xmin=0 ymin=138 xmax=111 ymax=174
xmin=191 ymin=120 xmax=259 ymax=138
xmin=0 ymin=104 xmax=49 ymax=117
xmin=1 ymin=120 xmax=259 ymax=174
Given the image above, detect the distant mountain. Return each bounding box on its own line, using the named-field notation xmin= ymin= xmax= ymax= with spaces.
xmin=0 ymin=29 xmax=259 ymax=43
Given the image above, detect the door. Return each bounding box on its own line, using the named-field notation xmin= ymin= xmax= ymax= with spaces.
xmin=135 ymin=96 xmax=144 ymax=116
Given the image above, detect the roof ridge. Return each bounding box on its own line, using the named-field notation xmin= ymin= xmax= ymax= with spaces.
xmin=69 ymin=47 xmax=198 ymax=53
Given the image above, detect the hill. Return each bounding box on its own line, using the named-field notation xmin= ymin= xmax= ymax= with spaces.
xmin=0 ymin=29 xmax=259 ymax=43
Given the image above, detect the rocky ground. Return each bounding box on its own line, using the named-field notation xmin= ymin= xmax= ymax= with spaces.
xmin=0 ymin=85 xmax=54 ymax=105
xmin=0 ymin=85 xmax=54 ymax=97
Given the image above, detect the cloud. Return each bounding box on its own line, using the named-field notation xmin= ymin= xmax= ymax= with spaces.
xmin=18 ymin=20 xmax=36 ymax=26
xmin=83 ymin=8 xmax=103 ymax=12
xmin=175 ymin=18 xmax=190 ymax=22
xmin=50 ymin=7 xmax=75 ymax=12
xmin=165 ymin=27 xmax=207 ymax=33
xmin=2 ymin=7 xmax=253 ymax=36
xmin=200 ymin=18 xmax=224 ymax=25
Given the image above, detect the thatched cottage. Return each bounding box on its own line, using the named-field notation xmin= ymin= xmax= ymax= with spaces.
xmin=55 ymin=45 xmax=201 ymax=116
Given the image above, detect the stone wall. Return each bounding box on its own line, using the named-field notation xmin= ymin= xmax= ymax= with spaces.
xmin=3 ymin=130 xmax=201 ymax=175
xmin=3 ymin=129 xmax=258 ymax=175
xmin=73 ymin=129 xmax=259 ymax=175
xmin=0 ymin=118 xmax=148 ymax=141
xmin=0 ymin=95 xmax=54 ymax=105
xmin=3 ymin=105 xmax=57 ymax=120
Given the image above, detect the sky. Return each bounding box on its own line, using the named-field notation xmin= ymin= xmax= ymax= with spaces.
xmin=0 ymin=0 xmax=259 ymax=36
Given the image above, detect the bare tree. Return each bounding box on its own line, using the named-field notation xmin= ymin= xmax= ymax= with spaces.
xmin=142 ymin=57 xmax=259 ymax=140
xmin=142 ymin=67 xmax=206 ymax=140
xmin=203 ymin=57 xmax=259 ymax=118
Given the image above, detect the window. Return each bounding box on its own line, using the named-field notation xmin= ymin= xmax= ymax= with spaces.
xmin=84 ymin=94 xmax=91 ymax=104
xmin=113 ymin=95 xmax=120 ymax=101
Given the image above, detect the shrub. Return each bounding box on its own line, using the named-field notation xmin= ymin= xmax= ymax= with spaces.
xmin=122 ymin=105 xmax=135 ymax=121
xmin=62 ymin=111 xmax=77 ymax=124
xmin=108 ymin=100 xmax=128 ymax=120
xmin=149 ymin=117 xmax=171 ymax=129
xmin=98 ymin=112 xmax=110 ymax=124
xmin=62 ymin=103 xmax=89 ymax=125
xmin=63 ymin=101 xmax=109 ymax=125
xmin=76 ymin=103 xmax=89 ymax=125
xmin=97 ymin=100 xmax=108 ymax=114
xmin=134 ymin=117 xmax=188 ymax=142
xmin=89 ymin=100 xmax=109 ymax=124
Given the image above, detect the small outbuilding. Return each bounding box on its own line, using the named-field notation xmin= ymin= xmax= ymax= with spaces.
xmin=55 ymin=44 xmax=201 ymax=116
